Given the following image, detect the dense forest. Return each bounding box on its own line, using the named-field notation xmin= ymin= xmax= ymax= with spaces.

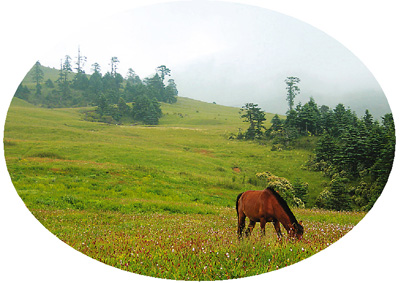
xmin=237 ymin=77 xmax=395 ymax=212
xmin=15 ymin=52 xmax=178 ymax=125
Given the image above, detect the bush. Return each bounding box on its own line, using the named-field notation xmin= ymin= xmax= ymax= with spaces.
xmin=254 ymin=171 xmax=305 ymax=208
xmin=316 ymin=177 xmax=352 ymax=211
xmin=293 ymin=178 xmax=309 ymax=204
xmin=315 ymin=189 xmax=332 ymax=209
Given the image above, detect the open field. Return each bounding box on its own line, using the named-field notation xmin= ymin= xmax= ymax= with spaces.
xmin=30 ymin=207 xmax=363 ymax=280
xmin=3 ymin=97 xmax=366 ymax=280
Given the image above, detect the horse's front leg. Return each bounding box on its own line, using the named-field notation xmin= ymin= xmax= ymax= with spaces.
xmin=260 ymin=218 xmax=266 ymax=237
xmin=245 ymin=220 xmax=256 ymax=237
xmin=273 ymin=219 xmax=282 ymax=240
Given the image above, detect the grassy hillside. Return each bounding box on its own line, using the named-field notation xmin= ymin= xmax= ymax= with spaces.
xmin=5 ymin=96 xmax=325 ymax=205
xmin=3 ymin=96 xmax=365 ymax=280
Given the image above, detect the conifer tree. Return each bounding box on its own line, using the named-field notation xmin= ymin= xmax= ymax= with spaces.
xmin=240 ymin=103 xmax=266 ymax=140
xmin=285 ymin=76 xmax=300 ymax=112
xmin=327 ymin=178 xmax=352 ymax=211
xmin=31 ymin=61 xmax=44 ymax=95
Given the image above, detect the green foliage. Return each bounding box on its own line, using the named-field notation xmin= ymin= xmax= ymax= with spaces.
xmin=252 ymin=171 xmax=305 ymax=207
xmin=237 ymin=87 xmax=393 ymax=211
xmin=240 ymin=103 xmax=266 ymax=140
xmin=45 ymin=78 xmax=54 ymax=88
xmin=132 ymin=95 xmax=162 ymax=125
xmin=303 ymin=111 xmax=395 ymax=211
xmin=327 ymin=177 xmax=352 ymax=211
xmin=17 ymin=60 xmax=178 ymax=125
xmin=316 ymin=176 xmax=352 ymax=211
xmin=72 ymin=72 xmax=89 ymax=91
xmin=293 ymin=178 xmax=309 ymax=205
xmin=31 ymin=61 xmax=44 ymax=96
xmin=285 ymin=76 xmax=300 ymax=112
xmin=14 ymin=83 xmax=31 ymax=100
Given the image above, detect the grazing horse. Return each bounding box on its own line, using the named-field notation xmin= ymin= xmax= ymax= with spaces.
xmin=236 ymin=187 xmax=304 ymax=240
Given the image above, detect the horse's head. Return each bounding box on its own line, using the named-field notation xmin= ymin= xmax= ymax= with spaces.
xmin=290 ymin=221 xmax=304 ymax=240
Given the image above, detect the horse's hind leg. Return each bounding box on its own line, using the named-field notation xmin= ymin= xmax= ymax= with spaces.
xmin=273 ymin=220 xmax=282 ymax=240
xmin=237 ymin=213 xmax=246 ymax=240
xmin=245 ymin=220 xmax=256 ymax=237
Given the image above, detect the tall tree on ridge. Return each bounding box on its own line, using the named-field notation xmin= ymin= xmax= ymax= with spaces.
xmin=31 ymin=61 xmax=44 ymax=95
xmin=56 ymin=55 xmax=72 ymax=103
xmin=75 ymin=46 xmax=87 ymax=73
xmin=72 ymin=47 xmax=89 ymax=91
xmin=285 ymin=76 xmax=300 ymax=112
xmin=110 ymin=57 xmax=120 ymax=77
xmin=156 ymin=65 xmax=171 ymax=83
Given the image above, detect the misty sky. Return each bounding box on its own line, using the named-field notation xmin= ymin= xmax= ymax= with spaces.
xmin=42 ymin=1 xmax=390 ymax=118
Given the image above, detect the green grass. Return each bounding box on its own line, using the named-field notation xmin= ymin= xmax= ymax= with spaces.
xmin=29 ymin=207 xmax=363 ymax=280
xmin=3 ymin=96 xmax=365 ymax=280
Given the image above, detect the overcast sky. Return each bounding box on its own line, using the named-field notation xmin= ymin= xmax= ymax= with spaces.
xmin=41 ymin=1 xmax=390 ymax=117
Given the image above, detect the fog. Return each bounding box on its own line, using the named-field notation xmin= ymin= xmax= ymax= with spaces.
xmin=43 ymin=1 xmax=390 ymax=118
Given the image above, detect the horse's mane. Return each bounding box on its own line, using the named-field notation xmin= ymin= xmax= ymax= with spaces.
xmin=266 ymin=187 xmax=298 ymax=224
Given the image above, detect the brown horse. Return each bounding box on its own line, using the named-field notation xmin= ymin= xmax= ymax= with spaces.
xmin=236 ymin=187 xmax=304 ymax=240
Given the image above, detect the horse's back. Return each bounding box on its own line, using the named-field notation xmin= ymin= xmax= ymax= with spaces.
xmin=238 ymin=189 xmax=275 ymax=220
xmin=240 ymin=189 xmax=273 ymax=203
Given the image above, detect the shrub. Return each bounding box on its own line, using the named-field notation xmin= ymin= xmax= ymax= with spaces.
xmin=254 ymin=171 xmax=304 ymax=208
xmin=316 ymin=177 xmax=352 ymax=211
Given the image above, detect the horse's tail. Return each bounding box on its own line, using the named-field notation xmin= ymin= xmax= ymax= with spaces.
xmin=236 ymin=192 xmax=244 ymax=217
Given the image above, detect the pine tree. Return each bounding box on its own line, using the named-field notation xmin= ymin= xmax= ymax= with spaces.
xmin=270 ymin=114 xmax=283 ymax=131
xmin=293 ymin=178 xmax=309 ymax=204
xmin=327 ymin=177 xmax=351 ymax=211
xmin=285 ymin=76 xmax=300 ymax=112
xmin=297 ymin=97 xmax=321 ymax=135
xmin=117 ymin=97 xmax=131 ymax=117
xmin=132 ymin=95 xmax=162 ymax=125
xmin=31 ymin=61 xmax=44 ymax=95
xmin=56 ymin=56 xmax=72 ymax=104
xmin=315 ymin=131 xmax=336 ymax=163
xmin=88 ymin=69 xmax=103 ymax=103
xmin=240 ymin=103 xmax=266 ymax=140
xmin=164 ymin=79 xmax=178 ymax=103
xmin=144 ymin=74 xmax=165 ymax=101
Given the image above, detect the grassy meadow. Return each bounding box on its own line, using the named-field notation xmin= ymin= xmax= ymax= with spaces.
xmin=3 ymin=97 xmax=366 ymax=280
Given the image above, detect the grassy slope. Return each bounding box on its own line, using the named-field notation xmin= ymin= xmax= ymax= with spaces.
xmin=5 ymin=97 xmax=325 ymax=207
xmin=4 ymin=97 xmax=365 ymax=280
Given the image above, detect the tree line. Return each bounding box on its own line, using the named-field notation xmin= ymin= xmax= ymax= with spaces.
xmin=237 ymin=77 xmax=395 ymax=211
xmin=15 ymin=49 xmax=178 ymax=125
